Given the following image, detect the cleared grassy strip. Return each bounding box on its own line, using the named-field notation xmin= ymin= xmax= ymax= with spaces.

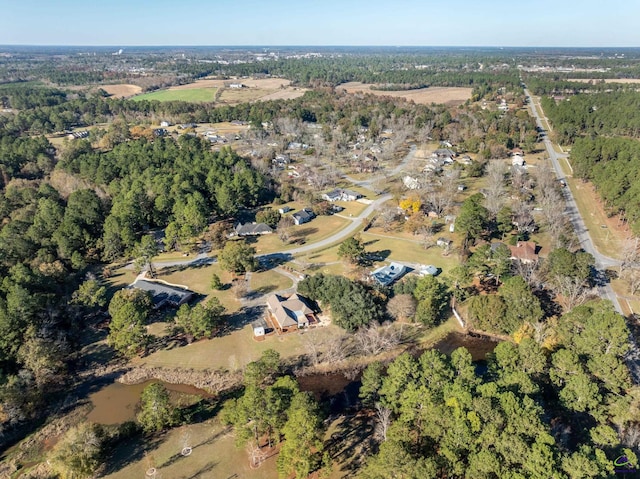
xmin=132 ymin=87 xmax=217 ymax=103
xmin=564 ymin=176 xmax=625 ymax=259
xmin=134 ymin=323 xmax=346 ymax=371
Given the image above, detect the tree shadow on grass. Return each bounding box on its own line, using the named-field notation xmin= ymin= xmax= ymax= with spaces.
xmin=325 ymin=412 xmax=376 ymax=474
xmin=102 ymin=433 xmax=165 ymax=475
xmin=218 ymin=306 xmax=266 ymax=337
xmin=291 ymin=227 xmax=319 ymax=238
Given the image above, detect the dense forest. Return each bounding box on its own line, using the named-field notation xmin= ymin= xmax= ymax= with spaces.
xmin=361 ymin=301 xmax=639 ymax=478
xmin=540 ymin=89 xmax=640 ymax=232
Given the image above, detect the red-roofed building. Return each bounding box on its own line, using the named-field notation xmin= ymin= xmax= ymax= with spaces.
xmin=508 ymin=241 xmax=539 ymax=264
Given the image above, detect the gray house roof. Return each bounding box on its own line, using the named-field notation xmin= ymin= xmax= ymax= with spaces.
xmin=132 ymin=280 xmax=194 ymax=308
xmin=235 ymin=222 xmax=273 ymax=236
xmin=292 ymin=208 xmax=315 ymax=225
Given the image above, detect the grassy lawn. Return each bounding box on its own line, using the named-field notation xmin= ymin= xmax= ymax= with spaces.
xmin=249 ymin=215 xmax=351 ymax=255
xmin=361 ymin=231 xmax=459 ymax=272
xmin=136 ymin=321 xmax=346 ymax=371
xmin=250 ymin=270 xmax=293 ymax=295
xmin=132 ymin=88 xmax=217 ymax=103
xmin=334 ymin=200 xmax=368 ymax=217
xmin=104 ymin=266 xmax=138 ymax=291
xmin=103 ymin=419 xmax=278 ymax=479
xmin=156 ymin=263 xmax=240 ymax=313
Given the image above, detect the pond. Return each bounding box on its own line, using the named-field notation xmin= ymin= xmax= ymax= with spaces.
xmin=87 ymin=331 xmax=501 ymax=424
xmin=87 ymin=380 xmax=211 ymax=425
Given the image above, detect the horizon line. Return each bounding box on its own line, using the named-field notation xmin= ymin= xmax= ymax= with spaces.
xmin=1 ymin=44 xmax=639 ymax=49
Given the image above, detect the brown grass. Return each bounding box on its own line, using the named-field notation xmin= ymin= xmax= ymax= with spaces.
xmin=337 ymin=82 xmax=473 ymax=106
xmin=101 ymin=84 xmax=142 ymax=98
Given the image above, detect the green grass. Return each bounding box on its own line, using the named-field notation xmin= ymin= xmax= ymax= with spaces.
xmin=135 ymin=323 xmax=346 ymax=371
xmin=249 ymin=270 xmax=293 ymax=295
xmin=132 ymin=87 xmax=217 ymax=103
xmin=360 ymin=231 xmax=459 ymax=272
xmin=103 ymin=419 xmax=278 ymax=479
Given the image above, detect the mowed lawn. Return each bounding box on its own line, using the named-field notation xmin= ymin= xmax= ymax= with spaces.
xmin=249 ymin=215 xmax=351 ymax=255
xmin=134 ymin=322 xmax=345 ymax=371
xmin=132 ymin=87 xmax=217 ymax=103
xmin=361 ymin=231 xmax=459 ymax=272
xmin=103 ymin=418 xmax=279 ymax=479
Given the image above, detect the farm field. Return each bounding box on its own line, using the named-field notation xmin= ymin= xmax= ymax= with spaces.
xmin=336 ymin=82 xmax=473 ymax=106
xmin=132 ymin=87 xmax=218 ymax=103
xmin=130 ymin=77 xmax=307 ymax=104
xmin=100 ymin=83 xmax=142 ymax=97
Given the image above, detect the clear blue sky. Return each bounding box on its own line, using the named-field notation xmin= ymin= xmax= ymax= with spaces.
xmin=1 ymin=0 xmax=637 ymax=47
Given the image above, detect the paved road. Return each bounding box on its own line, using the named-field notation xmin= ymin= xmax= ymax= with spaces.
xmin=525 ymin=88 xmax=623 ymax=314
xmin=524 ymin=88 xmax=640 ymax=383
xmin=257 ymin=193 xmax=392 ymax=262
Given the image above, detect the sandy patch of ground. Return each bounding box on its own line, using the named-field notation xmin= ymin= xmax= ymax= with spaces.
xmin=101 ymin=84 xmax=142 ymax=98
xmin=337 ymin=82 xmax=473 ymax=106
xmin=566 ymin=78 xmax=640 ymax=84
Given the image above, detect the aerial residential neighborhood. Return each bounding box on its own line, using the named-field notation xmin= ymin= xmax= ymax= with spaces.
xmin=1 ymin=8 xmax=640 ymax=478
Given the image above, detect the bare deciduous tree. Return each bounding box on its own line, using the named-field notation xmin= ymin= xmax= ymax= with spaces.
xmin=354 ymin=322 xmax=402 ymax=356
xmin=374 ymin=403 xmax=392 ymax=442
xmin=386 ymin=294 xmax=417 ymax=321
xmin=551 ymin=275 xmax=593 ymax=312
xmin=485 ymin=160 xmax=507 ymax=216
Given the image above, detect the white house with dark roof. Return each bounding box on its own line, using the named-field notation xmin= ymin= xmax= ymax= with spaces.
xmin=292 ymin=208 xmax=315 ymax=226
xmin=321 ymin=188 xmax=362 ymax=202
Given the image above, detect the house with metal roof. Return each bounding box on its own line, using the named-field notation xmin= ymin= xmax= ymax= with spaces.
xmin=370 ymin=262 xmax=407 ymax=287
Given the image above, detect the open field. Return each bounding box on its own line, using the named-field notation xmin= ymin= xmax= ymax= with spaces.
xmin=361 ymin=230 xmax=459 ymax=271
xmin=100 ymin=83 xmax=142 ymax=98
xmin=337 ymin=82 xmax=473 ymax=106
xmin=249 ymin=215 xmax=351 ymax=255
xmin=130 ymin=77 xmax=306 ymax=104
xmin=135 ymin=322 xmax=345 ymax=371
xmin=156 ymin=263 xmax=240 ymax=313
xmin=132 ymin=87 xmax=218 ymax=103
xmin=566 ymin=78 xmax=640 ymax=84
xmin=103 ymin=419 xmax=278 ymax=479
xmin=249 ymin=270 xmax=293 ymax=295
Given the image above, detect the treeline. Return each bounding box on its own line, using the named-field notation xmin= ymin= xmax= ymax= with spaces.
xmin=570 ymin=136 xmax=640 ymax=233
xmin=0 ymin=85 xmax=68 ymax=109
xmin=59 ymin=136 xmax=269 ymax=259
xmin=361 ymin=301 xmax=638 ymax=478
xmin=541 ymin=90 xmax=640 ymax=143
xmin=0 ymin=86 xmax=441 ymax=138
xmin=211 ymin=55 xmax=522 ymax=91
